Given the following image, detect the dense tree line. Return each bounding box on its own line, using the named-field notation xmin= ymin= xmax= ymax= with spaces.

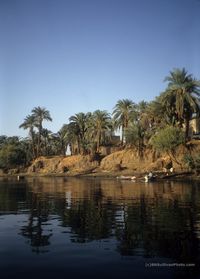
xmin=1 ymin=68 xmax=200 ymax=170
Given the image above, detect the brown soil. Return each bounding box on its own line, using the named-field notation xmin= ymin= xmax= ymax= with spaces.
xmin=27 ymin=155 xmax=99 ymax=175
xmin=2 ymin=140 xmax=200 ymax=178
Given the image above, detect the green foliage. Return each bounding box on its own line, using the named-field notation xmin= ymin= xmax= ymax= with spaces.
xmin=20 ymin=107 xmax=53 ymax=157
xmin=0 ymin=143 xmax=26 ymax=169
xmin=184 ymin=154 xmax=200 ymax=171
xmin=112 ymin=99 xmax=136 ymax=144
xmin=162 ymin=68 xmax=200 ymax=140
xmin=125 ymin=125 xmax=140 ymax=147
xmin=151 ymin=126 xmax=184 ymax=153
xmin=90 ymin=110 xmax=112 ymax=151
xmin=12 ymin=68 xmax=200 ymax=161
xmin=125 ymin=123 xmax=145 ymax=147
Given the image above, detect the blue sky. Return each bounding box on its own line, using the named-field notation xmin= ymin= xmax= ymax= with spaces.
xmin=0 ymin=0 xmax=200 ymax=137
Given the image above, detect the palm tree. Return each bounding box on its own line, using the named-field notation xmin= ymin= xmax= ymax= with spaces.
xmin=112 ymin=99 xmax=136 ymax=144
xmin=31 ymin=107 xmax=52 ymax=156
xmin=66 ymin=122 xmax=80 ymax=155
xmin=90 ymin=110 xmax=112 ymax=152
xmin=125 ymin=102 xmax=151 ymax=158
xmin=40 ymin=128 xmax=52 ymax=156
xmin=147 ymin=96 xmax=167 ymax=128
xmin=162 ymin=68 xmax=200 ymax=140
xmin=49 ymin=125 xmax=70 ymax=156
xmin=19 ymin=114 xmax=36 ymax=158
xmin=56 ymin=124 xmax=70 ymax=156
xmin=69 ymin=112 xmax=91 ymax=155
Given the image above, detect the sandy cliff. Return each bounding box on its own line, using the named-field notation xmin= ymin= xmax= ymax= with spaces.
xmin=28 ymin=155 xmax=99 ymax=175
xmin=23 ymin=140 xmax=200 ymax=176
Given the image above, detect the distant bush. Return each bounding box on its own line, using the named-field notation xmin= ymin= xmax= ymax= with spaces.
xmin=0 ymin=144 xmax=26 ymax=170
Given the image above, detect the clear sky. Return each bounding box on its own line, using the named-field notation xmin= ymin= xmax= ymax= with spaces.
xmin=0 ymin=0 xmax=200 ymax=137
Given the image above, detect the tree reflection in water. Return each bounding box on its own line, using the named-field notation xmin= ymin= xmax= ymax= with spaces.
xmin=115 ymin=195 xmax=199 ymax=264
xmin=20 ymin=193 xmax=53 ymax=253
xmin=1 ymin=177 xmax=200 ymax=266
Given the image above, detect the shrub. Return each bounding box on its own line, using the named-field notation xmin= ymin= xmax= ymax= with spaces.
xmin=0 ymin=144 xmax=26 ymax=170
xmin=150 ymin=126 xmax=184 ymax=166
xmin=151 ymin=126 xmax=184 ymax=153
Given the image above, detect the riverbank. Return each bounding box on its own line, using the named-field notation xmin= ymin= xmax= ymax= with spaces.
xmin=0 ymin=168 xmax=198 ymax=182
xmin=1 ymin=143 xmax=200 ymax=180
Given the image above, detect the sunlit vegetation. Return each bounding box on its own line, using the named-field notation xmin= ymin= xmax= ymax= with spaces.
xmin=150 ymin=126 xmax=185 ymax=166
xmin=184 ymin=154 xmax=200 ymax=174
xmin=0 ymin=136 xmax=27 ymax=170
xmin=0 ymin=68 xmax=200 ymax=171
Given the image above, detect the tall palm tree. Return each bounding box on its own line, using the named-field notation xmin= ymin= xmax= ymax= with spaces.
xmin=32 ymin=107 xmax=52 ymax=156
xmin=162 ymin=68 xmax=200 ymax=140
xmin=147 ymin=95 xmax=168 ymax=127
xmin=69 ymin=112 xmax=91 ymax=155
xmin=125 ymin=102 xmax=150 ymax=158
xmin=40 ymin=128 xmax=52 ymax=156
xmin=66 ymin=122 xmax=80 ymax=155
xmin=56 ymin=124 xmax=70 ymax=156
xmin=112 ymin=99 xmax=135 ymax=144
xmin=49 ymin=124 xmax=70 ymax=156
xmin=90 ymin=110 xmax=112 ymax=152
xmin=19 ymin=114 xmax=36 ymax=158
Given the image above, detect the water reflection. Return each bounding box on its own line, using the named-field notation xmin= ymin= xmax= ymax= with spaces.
xmin=20 ymin=196 xmax=53 ymax=253
xmin=0 ymin=177 xmax=200 ymax=278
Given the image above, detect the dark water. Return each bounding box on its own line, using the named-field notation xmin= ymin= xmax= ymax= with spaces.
xmin=0 ymin=177 xmax=200 ymax=279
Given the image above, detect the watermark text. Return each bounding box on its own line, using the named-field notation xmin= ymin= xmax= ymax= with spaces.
xmin=145 ymin=262 xmax=195 ymax=268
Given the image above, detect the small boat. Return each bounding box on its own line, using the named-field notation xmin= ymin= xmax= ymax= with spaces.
xmin=117 ymin=175 xmax=136 ymax=180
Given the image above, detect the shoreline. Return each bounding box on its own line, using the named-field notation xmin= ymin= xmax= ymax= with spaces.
xmin=0 ymin=170 xmax=198 ymax=181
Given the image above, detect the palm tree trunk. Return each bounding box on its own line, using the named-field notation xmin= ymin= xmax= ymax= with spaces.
xmin=77 ymin=138 xmax=81 ymax=154
xmin=185 ymin=117 xmax=190 ymax=143
xmin=30 ymin=129 xmax=36 ymax=159
xmin=121 ymin=125 xmax=125 ymax=145
xmin=96 ymin=130 xmax=101 ymax=152
xmin=62 ymin=141 xmax=66 ymax=156
xmin=37 ymin=123 xmax=42 ymax=157
xmin=44 ymin=137 xmax=48 ymax=156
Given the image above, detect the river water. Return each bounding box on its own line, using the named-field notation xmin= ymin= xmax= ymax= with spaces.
xmin=0 ymin=177 xmax=200 ymax=279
